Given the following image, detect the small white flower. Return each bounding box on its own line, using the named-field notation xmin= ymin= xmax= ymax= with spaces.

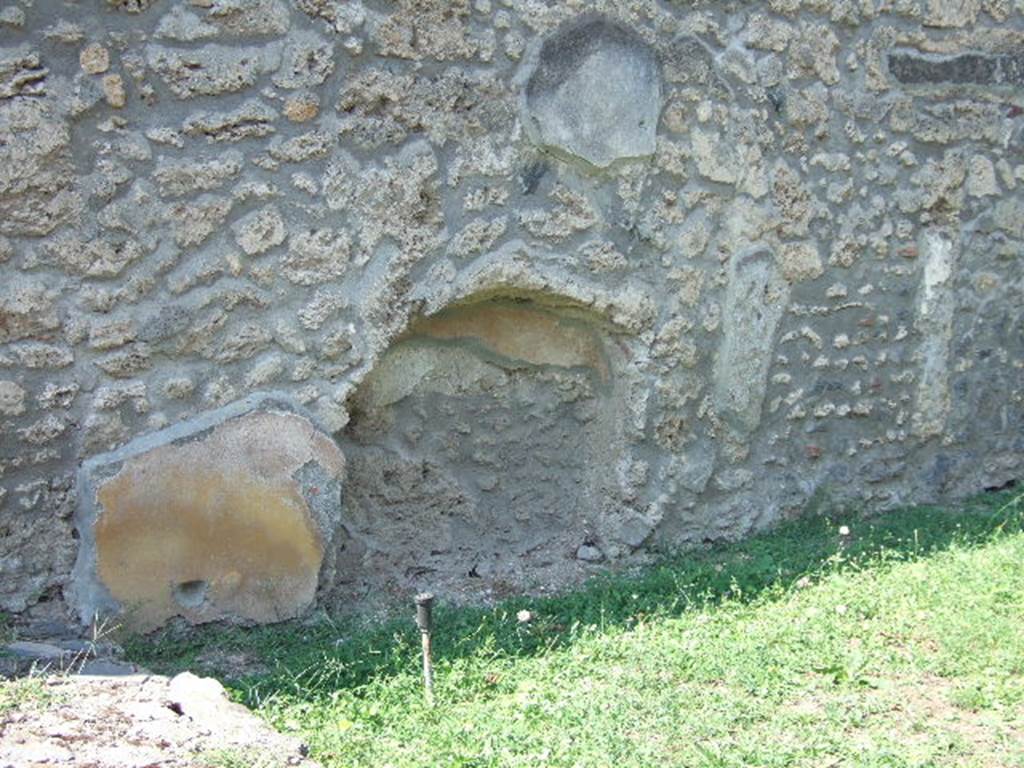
xmin=516 ymin=609 xmax=533 ymax=623
xmin=839 ymin=525 xmax=851 ymax=536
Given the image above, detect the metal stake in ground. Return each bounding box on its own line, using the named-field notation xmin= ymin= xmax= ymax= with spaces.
xmin=414 ymin=592 xmax=435 ymax=705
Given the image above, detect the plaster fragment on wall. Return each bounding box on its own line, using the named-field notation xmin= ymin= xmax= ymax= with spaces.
xmin=70 ymin=394 xmax=345 ymax=632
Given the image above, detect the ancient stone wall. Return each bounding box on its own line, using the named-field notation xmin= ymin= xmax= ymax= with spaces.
xmin=1 ymin=0 xmax=1022 ymax=630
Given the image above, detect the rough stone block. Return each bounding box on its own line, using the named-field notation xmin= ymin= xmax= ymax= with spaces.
xmin=145 ymin=43 xmax=280 ymax=99
xmin=0 ymin=379 xmax=26 ymax=415
xmin=924 ymin=0 xmax=980 ymax=28
xmin=0 ymin=97 xmax=80 ymax=237
xmin=523 ymin=18 xmax=661 ymax=169
xmin=0 ymin=278 xmax=60 ymax=343
xmin=70 ymin=393 xmax=346 ymax=632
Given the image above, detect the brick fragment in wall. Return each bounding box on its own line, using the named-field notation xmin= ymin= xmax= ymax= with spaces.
xmin=889 ymin=51 xmax=1024 ymax=87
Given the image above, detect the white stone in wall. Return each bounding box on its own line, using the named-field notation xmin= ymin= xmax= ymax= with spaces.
xmin=913 ymin=230 xmax=958 ymax=439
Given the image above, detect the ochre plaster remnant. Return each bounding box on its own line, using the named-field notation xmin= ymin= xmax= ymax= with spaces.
xmin=403 ymin=301 xmax=610 ymax=379
xmin=77 ymin=404 xmax=344 ymax=631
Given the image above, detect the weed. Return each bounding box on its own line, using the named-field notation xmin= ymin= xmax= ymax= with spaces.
xmin=0 ymin=677 xmax=55 ymax=717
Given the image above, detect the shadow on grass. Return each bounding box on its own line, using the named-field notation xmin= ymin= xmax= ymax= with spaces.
xmin=125 ymin=488 xmax=1022 ymax=706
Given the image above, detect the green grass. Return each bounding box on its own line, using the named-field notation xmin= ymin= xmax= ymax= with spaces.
xmin=0 ymin=676 xmax=55 ymax=717
xmin=127 ymin=489 xmax=1024 ymax=767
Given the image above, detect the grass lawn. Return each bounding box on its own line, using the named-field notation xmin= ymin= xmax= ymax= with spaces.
xmin=127 ymin=489 xmax=1024 ymax=767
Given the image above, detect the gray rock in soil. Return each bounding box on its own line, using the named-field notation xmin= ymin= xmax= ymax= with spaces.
xmin=5 ymin=641 xmax=69 ymax=661
xmin=575 ymin=544 xmax=604 ymax=562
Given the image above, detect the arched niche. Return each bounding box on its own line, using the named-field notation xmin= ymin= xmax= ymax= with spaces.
xmin=338 ymin=292 xmax=635 ymax=590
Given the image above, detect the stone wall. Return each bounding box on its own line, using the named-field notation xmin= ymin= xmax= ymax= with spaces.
xmin=1 ymin=0 xmax=1022 ymax=630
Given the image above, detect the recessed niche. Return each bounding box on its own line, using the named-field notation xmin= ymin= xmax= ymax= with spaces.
xmin=340 ymin=297 xmax=629 ymax=587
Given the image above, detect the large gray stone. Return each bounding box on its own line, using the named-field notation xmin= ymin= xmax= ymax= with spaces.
xmin=523 ymin=18 xmax=661 ymax=169
xmin=145 ymin=43 xmax=281 ymax=99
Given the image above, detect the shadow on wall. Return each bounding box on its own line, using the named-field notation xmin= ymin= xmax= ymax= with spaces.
xmin=336 ymin=294 xmax=632 ymax=595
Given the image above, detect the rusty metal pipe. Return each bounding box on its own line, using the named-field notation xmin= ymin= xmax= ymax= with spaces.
xmin=414 ymin=592 xmax=435 ymax=706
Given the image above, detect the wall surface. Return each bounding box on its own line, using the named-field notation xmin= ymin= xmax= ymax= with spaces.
xmin=1 ymin=0 xmax=1022 ymax=630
